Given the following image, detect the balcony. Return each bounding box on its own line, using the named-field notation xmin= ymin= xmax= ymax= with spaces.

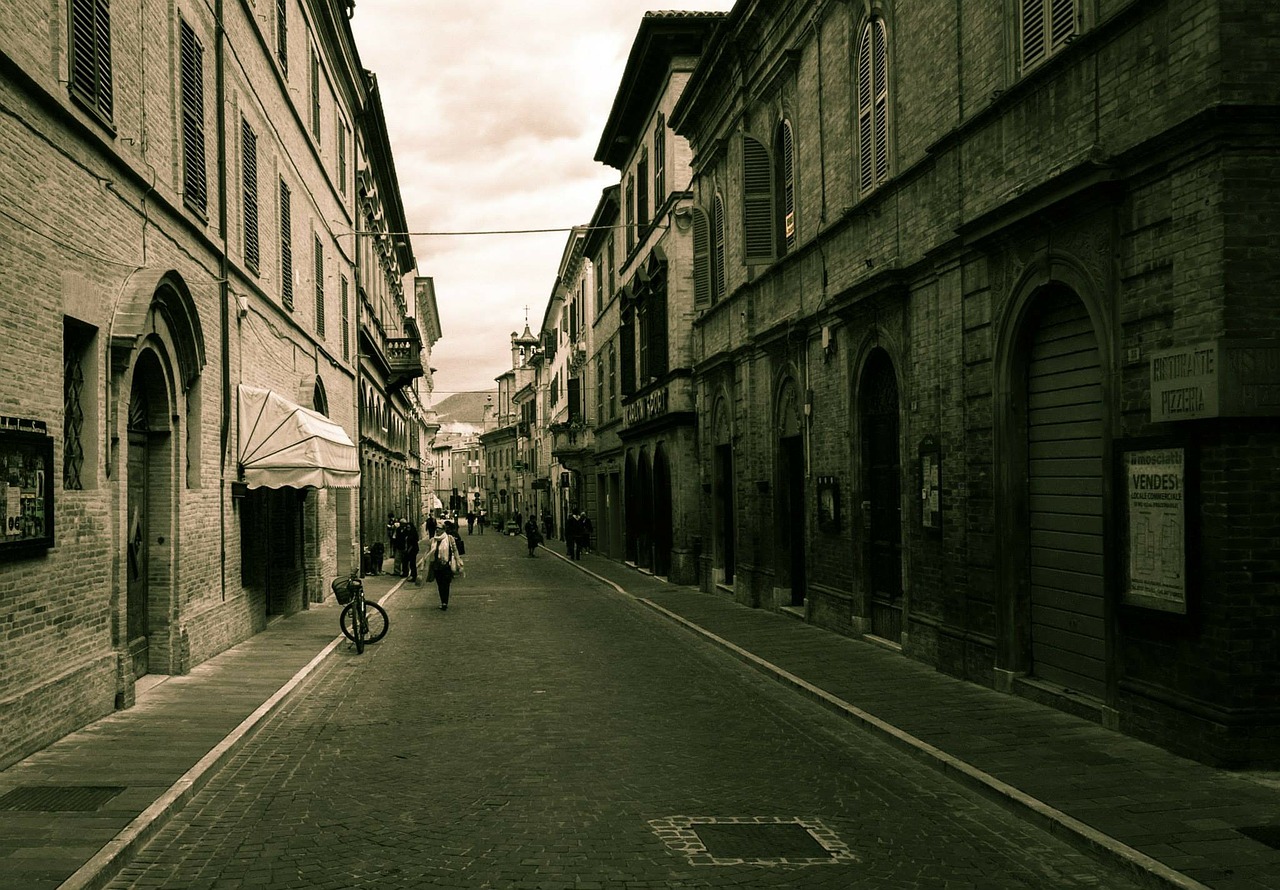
xmin=550 ymin=420 xmax=591 ymax=462
xmin=386 ymin=322 xmax=425 ymax=392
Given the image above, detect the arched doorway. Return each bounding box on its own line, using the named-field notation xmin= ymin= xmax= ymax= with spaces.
xmin=1022 ymin=286 xmax=1106 ymax=698
xmin=652 ymin=445 xmax=673 ymax=577
xmin=860 ymin=348 xmax=902 ymax=643
xmin=776 ymin=380 xmax=805 ymax=607
xmin=126 ymin=350 xmax=174 ymax=679
xmin=711 ymin=397 xmax=735 ymax=585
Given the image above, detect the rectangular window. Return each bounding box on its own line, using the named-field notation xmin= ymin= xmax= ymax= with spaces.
xmin=314 ymin=235 xmax=325 ymax=337
xmin=276 ymin=0 xmax=288 ymax=72
xmin=340 ymin=274 xmax=350 ymax=359
xmin=280 ymin=178 xmax=293 ymax=310
xmin=337 ymin=119 xmax=348 ymax=195
xmin=241 ymin=118 xmax=259 ymax=272
xmin=654 ymin=114 xmax=666 ymax=210
xmin=625 ymin=174 xmax=635 ymax=254
xmin=69 ymin=0 xmax=113 ymax=120
xmin=594 ymin=255 xmax=604 ymax=316
xmin=607 ymin=235 xmax=615 ymax=297
xmin=309 ymin=46 xmax=321 ymax=141
xmin=620 ymin=310 xmax=636 ymax=396
xmin=595 ymin=357 xmax=604 ymax=426
xmin=608 ymin=341 xmax=617 ymax=418
xmin=567 ymin=378 xmax=581 ymax=424
xmin=179 ymin=20 xmax=207 ymax=214
xmin=63 ymin=320 xmax=93 ymax=490
xmin=637 ymin=150 xmax=649 ymax=229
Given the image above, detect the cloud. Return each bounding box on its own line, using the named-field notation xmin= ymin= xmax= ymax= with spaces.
xmin=350 ymin=0 xmax=737 ymax=395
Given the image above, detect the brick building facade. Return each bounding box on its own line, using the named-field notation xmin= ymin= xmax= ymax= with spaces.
xmin=0 ymin=0 xmax=425 ymax=768
xmin=670 ymin=0 xmax=1280 ymax=765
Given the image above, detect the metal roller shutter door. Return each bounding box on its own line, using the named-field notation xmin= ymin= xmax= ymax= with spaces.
xmin=1027 ymin=293 xmax=1106 ymax=699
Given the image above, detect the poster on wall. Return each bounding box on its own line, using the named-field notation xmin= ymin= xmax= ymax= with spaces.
xmin=1122 ymin=445 xmax=1190 ymax=613
xmin=0 ymin=419 xmax=54 ymax=558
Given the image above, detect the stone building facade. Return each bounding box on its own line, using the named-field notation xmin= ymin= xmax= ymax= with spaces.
xmin=670 ymin=0 xmax=1280 ymax=765
xmin=0 ymin=0 xmax=424 ymax=768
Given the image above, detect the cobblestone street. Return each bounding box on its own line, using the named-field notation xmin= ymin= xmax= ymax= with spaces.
xmin=105 ymin=533 xmax=1142 ymax=889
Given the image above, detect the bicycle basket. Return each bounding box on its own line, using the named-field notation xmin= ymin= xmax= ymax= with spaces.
xmin=331 ymin=576 xmax=361 ymax=605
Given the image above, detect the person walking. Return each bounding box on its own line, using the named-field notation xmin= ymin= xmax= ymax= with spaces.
xmin=466 ymin=511 xmax=476 ymax=535
xmin=477 ymin=509 xmax=486 ymax=535
xmin=578 ymin=511 xmax=594 ymax=558
xmin=386 ymin=512 xmax=400 ymax=576
xmin=427 ymin=523 xmax=458 ymax=611
xmin=565 ymin=509 xmax=582 ymax=560
xmin=404 ymin=518 xmax=421 ymax=583
xmin=524 ymin=516 xmax=542 ymax=557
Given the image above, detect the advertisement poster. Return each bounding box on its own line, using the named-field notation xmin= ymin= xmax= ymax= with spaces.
xmin=1124 ymin=447 xmax=1186 ymax=613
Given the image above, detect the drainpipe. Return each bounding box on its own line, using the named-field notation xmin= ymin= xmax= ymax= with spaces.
xmin=215 ymin=0 xmax=231 ymax=603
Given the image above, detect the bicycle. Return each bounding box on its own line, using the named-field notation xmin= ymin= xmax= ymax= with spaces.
xmin=331 ymin=573 xmax=389 ymax=654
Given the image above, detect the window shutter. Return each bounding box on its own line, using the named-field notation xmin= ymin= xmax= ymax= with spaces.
xmin=242 ymin=119 xmax=260 ymax=271
xmin=692 ymin=206 xmax=711 ymax=310
xmin=1050 ymin=0 xmax=1076 ymax=51
xmin=567 ymin=378 xmax=581 ymax=424
xmin=180 ymin=20 xmax=207 ymax=214
xmin=654 ymin=114 xmax=666 ymax=208
xmin=712 ymin=194 xmax=727 ymax=300
xmin=70 ymin=0 xmax=113 ymax=118
xmin=340 ymin=275 xmax=350 ymax=359
xmin=637 ymin=149 xmax=649 ymax=228
xmin=1021 ymin=0 xmax=1047 ymax=70
xmin=280 ymin=179 xmax=293 ymax=310
xmin=857 ymin=23 xmax=875 ymax=192
xmin=276 ymin=0 xmax=288 ymax=71
xmin=309 ymin=47 xmax=320 ymax=140
xmin=741 ymin=134 xmax=775 ymax=265
xmin=872 ymin=20 xmax=889 ymax=186
xmin=314 ymin=235 xmax=325 ymax=337
xmin=778 ymin=119 xmax=796 ymax=248
xmin=92 ymin=0 xmax=112 ymax=117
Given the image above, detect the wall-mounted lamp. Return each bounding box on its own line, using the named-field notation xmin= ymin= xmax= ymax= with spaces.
xmin=236 ymin=295 xmax=249 ymax=319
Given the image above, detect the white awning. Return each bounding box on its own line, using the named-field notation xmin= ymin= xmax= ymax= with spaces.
xmin=237 ymin=385 xmax=360 ymax=489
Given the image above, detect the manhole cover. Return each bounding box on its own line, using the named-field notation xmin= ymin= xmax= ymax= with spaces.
xmin=1239 ymin=825 xmax=1280 ymax=850
xmin=649 ymin=815 xmax=857 ymax=866
xmin=0 ymin=786 xmax=126 ymax=812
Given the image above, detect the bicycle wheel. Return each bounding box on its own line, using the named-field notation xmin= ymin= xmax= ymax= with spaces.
xmin=340 ymin=601 xmax=365 ymax=653
xmin=341 ymin=600 xmax=389 ymax=646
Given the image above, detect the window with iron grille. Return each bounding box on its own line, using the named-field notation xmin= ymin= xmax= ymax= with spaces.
xmin=653 ymin=114 xmax=666 ymax=210
xmin=340 ymin=274 xmax=350 ymax=359
xmin=276 ymin=0 xmax=288 ymax=72
xmin=63 ymin=320 xmax=93 ymax=490
xmin=856 ymin=17 xmax=890 ymax=194
xmin=280 ymin=179 xmax=293 ymax=310
xmin=776 ymin=118 xmax=796 ymax=255
xmin=69 ymin=0 xmax=113 ymax=121
xmin=1020 ymin=0 xmax=1077 ymax=72
xmin=179 ymin=20 xmax=208 ymax=215
xmin=309 ymin=45 xmax=321 ymax=141
xmin=242 ymin=118 xmax=260 ymax=273
xmin=314 ymin=235 xmax=325 ymax=337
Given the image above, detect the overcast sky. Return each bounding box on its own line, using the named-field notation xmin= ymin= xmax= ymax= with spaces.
xmin=348 ymin=1 xmax=736 ymax=402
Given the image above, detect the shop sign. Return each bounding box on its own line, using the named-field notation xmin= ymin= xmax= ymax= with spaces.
xmin=624 ymin=386 xmax=669 ymax=428
xmin=1150 ymin=339 xmax=1280 ymax=422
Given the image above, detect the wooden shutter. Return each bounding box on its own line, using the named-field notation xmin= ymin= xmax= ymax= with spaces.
xmin=309 ymin=47 xmax=320 ymax=140
xmin=691 ymin=206 xmax=711 ymax=310
xmin=1021 ymin=0 xmax=1047 ymax=70
xmin=70 ymin=0 xmax=112 ymax=118
xmin=872 ymin=20 xmax=889 ymax=186
xmin=242 ymin=119 xmax=260 ymax=271
xmin=741 ymin=133 xmax=775 ymax=265
xmin=276 ymin=0 xmax=288 ymax=71
xmin=654 ymin=114 xmax=666 ymax=208
xmin=1050 ymin=0 xmax=1077 ymax=51
xmin=712 ymin=194 xmax=726 ymax=300
xmin=857 ymin=22 xmax=875 ymax=192
xmin=340 ymin=275 xmax=350 ymax=359
xmin=180 ymin=20 xmax=207 ymax=214
xmin=568 ymin=378 xmax=582 ymax=424
xmin=314 ymin=235 xmax=325 ymax=337
xmin=280 ymin=179 xmax=293 ymax=310
xmin=779 ymin=119 xmax=796 ymax=248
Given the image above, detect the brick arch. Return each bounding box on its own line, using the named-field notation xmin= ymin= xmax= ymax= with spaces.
xmin=111 ymin=269 xmax=206 ymax=391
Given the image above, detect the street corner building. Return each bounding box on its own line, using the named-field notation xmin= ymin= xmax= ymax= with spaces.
xmin=0 ymin=0 xmax=432 ymax=768
xmin=660 ymin=0 xmax=1280 ymax=766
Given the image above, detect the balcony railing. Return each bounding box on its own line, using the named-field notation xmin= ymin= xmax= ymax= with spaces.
xmin=386 ymin=335 xmax=424 ymax=392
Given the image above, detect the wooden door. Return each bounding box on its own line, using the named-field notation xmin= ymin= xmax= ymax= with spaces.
xmin=862 ymin=352 xmax=902 ymax=642
xmin=126 ymin=431 xmax=149 ymax=678
xmin=1027 ymin=292 xmax=1106 ymax=698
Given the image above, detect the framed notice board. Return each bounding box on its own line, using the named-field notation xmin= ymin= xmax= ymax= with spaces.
xmin=0 ymin=419 xmax=54 ymax=558
xmin=1116 ymin=438 xmax=1197 ymax=615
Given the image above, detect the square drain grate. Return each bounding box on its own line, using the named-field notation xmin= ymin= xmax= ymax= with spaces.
xmin=0 ymin=785 xmax=126 ymax=812
xmin=1239 ymin=825 xmax=1280 ymax=850
xmin=650 ymin=815 xmax=857 ymax=867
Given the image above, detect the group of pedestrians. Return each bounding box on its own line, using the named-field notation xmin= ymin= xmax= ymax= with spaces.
xmin=384 ymin=512 xmax=466 ymax=611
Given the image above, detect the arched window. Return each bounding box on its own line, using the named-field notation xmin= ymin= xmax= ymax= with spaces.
xmin=856 ymin=17 xmax=890 ymax=193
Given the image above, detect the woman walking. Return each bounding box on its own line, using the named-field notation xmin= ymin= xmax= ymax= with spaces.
xmin=524 ymin=516 xmax=543 ymax=557
xmin=427 ymin=523 xmax=458 ymax=610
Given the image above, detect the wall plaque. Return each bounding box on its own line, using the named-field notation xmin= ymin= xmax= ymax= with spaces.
xmin=1150 ymin=339 xmax=1280 ymax=422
